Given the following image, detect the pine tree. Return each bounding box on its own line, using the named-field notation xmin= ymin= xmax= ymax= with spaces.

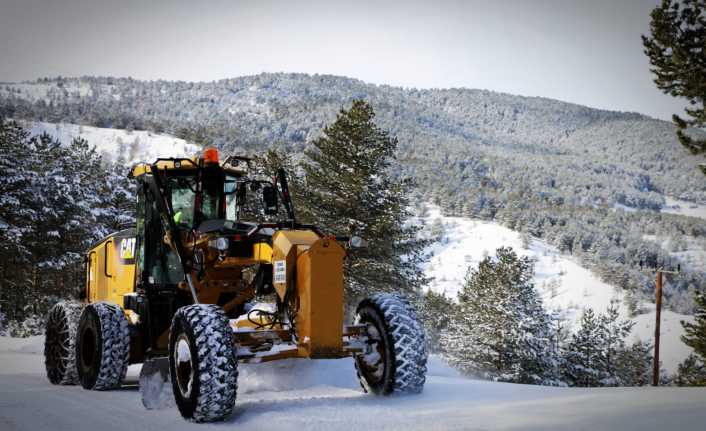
xmin=677 ymin=288 xmax=706 ymax=385
xmin=598 ymin=302 xmax=635 ymax=386
xmin=441 ymin=247 xmax=559 ymax=384
xmin=299 ymin=100 xmax=429 ymax=302
xmin=682 ymin=288 xmax=706 ymax=357
xmin=562 ymin=307 xmax=603 ymax=387
xmin=0 ymin=120 xmax=36 ymax=320
xmin=643 ymin=0 xmax=706 ymax=175
xmin=562 ymin=303 xmax=642 ymax=387
xmin=677 ymin=354 xmax=706 ymax=386
xmin=615 ymin=340 xmax=653 ymax=387
xmin=99 ymin=162 xmax=136 ymax=234
xmin=419 ymin=290 xmax=456 ymax=352
xmin=0 ymin=119 xmax=134 ymax=326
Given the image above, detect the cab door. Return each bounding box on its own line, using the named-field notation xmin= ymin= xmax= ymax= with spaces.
xmin=110 ymin=235 xmax=137 ymax=305
xmin=98 ymin=239 xmax=112 ymax=302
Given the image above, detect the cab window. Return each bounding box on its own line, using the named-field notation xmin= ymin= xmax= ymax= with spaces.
xmin=169 ymin=177 xmax=196 ymax=226
xmin=200 ymin=173 xmax=221 ymax=221
xmin=225 ymin=175 xmax=237 ymax=221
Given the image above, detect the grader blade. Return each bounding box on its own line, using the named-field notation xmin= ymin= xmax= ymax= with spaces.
xmin=139 ymin=357 xmax=174 ymax=410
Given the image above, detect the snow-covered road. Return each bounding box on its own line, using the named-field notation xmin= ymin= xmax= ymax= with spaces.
xmin=1 ymin=336 xmax=704 ymax=431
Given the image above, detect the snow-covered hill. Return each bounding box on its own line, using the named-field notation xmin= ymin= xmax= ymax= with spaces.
xmin=22 ymin=121 xmax=199 ymax=165
xmin=1 ymin=81 xmax=93 ymax=102
xmin=419 ymin=205 xmax=695 ymax=374
xmin=1 ymin=335 xmax=704 ymax=431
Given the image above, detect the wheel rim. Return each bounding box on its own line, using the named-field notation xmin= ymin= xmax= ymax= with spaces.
xmin=174 ymin=334 xmax=194 ymax=398
xmin=358 ymin=323 xmax=386 ymax=383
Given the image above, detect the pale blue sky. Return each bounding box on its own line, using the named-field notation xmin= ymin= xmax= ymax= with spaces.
xmin=0 ymin=0 xmax=688 ymax=121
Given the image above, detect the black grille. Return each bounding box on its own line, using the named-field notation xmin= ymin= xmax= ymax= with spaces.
xmin=228 ymin=240 xmax=253 ymax=258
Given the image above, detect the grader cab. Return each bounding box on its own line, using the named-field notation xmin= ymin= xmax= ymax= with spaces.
xmin=44 ymin=148 xmax=427 ymax=422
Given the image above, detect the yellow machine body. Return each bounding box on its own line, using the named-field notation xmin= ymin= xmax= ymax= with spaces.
xmin=86 ymin=231 xmax=137 ymax=310
xmin=270 ymin=231 xmax=346 ymax=358
xmin=295 ymin=238 xmax=346 ymax=357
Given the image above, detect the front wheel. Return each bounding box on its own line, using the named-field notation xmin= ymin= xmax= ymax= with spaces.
xmin=169 ymin=305 xmax=238 ymax=423
xmin=354 ymin=294 xmax=427 ymax=395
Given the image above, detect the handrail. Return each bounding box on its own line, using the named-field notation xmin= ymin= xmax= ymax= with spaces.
xmin=86 ymin=251 xmax=96 ymax=299
xmin=104 ymin=240 xmax=113 ymax=278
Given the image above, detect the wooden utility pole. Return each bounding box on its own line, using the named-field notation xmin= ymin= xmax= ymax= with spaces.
xmin=652 ymin=265 xmax=680 ymax=387
xmin=652 ymin=270 xmax=663 ymax=387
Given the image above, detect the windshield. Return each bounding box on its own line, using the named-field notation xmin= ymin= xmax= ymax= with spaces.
xmin=170 ymin=176 xmax=196 ymax=226
xmin=168 ymin=173 xmax=222 ymax=227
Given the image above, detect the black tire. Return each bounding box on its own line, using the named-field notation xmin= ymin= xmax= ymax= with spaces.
xmin=76 ymin=302 xmax=130 ymax=390
xmin=354 ymin=293 xmax=427 ymax=395
xmin=169 ymin=304 xmax=238 ymax=423
xmin=45 ymin=301 xmax=83 ymax=385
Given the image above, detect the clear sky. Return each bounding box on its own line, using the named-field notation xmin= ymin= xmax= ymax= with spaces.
xmin=0 ymin=0 xmax=688 ymax=121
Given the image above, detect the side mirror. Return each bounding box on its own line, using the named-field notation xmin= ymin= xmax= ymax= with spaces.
xmin=262 ymin=184 xmax=279 ymax=215
xmin=349 ymin=236 xmax=367 ymax=248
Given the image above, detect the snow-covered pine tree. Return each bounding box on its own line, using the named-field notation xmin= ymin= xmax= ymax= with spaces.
xmin=598 ymin=301 xmax=635 ymax=386
xmin=562 ymin=303 xmax=644 ymax=387
xmin=20 ymin=133 xmax=104 ymax=313
xmin=677 ymin=354 xmax=706 ymax=386
xmin=0 ymin=119 xmax=36 ymax=320
xmin=682 ymin=288 xmax=706 ymax=360
xmin=643 ymin=0 xmax=706 ymax=173
xmin=677 ymin=288 xmax=706 ymax=385
xmin=95 ymin=160 xmax=136 ymax=236
xmin=299 ymin=100 xmax=429 ymax=303
xmin=615 ymin=340 xmax=653 ymax=386
xmin=0 ymin=118 xmax=135 ymax=327
xmin=562 ymin=307 xmax=602 ymax=387
xmin=419 ymin=290 xmax=456 ymax=353
xmin=441 ymin=247 xmax=559 ymax=384
xmin=517 ymin=290 xmax=563 ymax=385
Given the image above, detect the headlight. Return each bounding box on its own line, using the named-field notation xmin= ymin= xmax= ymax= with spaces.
xmin=216 ymin=237 xmax=229 ymax=251
xmin=209 ymin=237 xmax=229 ymax=251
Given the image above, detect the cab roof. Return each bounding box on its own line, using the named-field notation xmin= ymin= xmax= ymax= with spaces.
xmin=130 ymin=149 xmax=249 ymax=178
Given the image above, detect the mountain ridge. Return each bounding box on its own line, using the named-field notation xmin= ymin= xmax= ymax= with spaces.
xmin=0 ymin=72 xmax=658 ymax=122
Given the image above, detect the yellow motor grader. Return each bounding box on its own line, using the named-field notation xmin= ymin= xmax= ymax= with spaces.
xmin=43 ymin=148 xmax=427 ymax=422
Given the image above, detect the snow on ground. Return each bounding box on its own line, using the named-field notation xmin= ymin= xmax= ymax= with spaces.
xmin=662 ymin=196 xmax=706 ymax=221
xmin=419 ymin=205 xmax=695 ymax=374
xmin=1 ymin=335 xmax=705 ymax=431
xmin=22 ymin=121 xmax=199 ymax=165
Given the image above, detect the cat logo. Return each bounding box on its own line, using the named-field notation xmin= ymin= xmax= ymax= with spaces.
xmin=119 ymin=237 xmax=136 ymax=261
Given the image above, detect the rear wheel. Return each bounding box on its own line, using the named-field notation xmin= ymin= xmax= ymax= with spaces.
xmin=76 ymin=302 xmax=130 ymax=390
xmin=354 ymin=294 xmax=427 ymax=395
xmin=169 ymin=304 xmax=238 ymax=423
xmin=44 ymin=301 xmax=83 ymax=385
